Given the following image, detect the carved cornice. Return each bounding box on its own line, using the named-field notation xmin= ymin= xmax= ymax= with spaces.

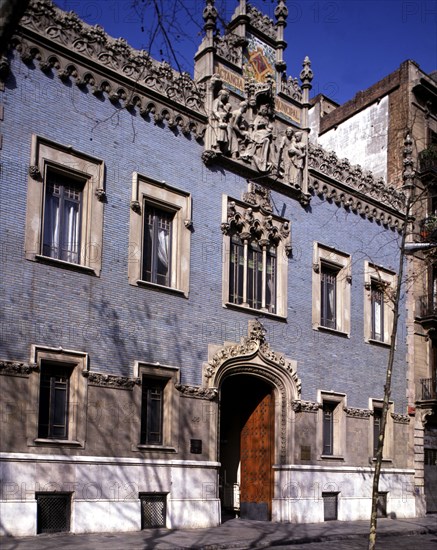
xmin=291 ymin=400 xmax=321 ymax=413
xmin=82 ymin=371 xmax=141 ymax=389
xmin=175 ymin=384 xmax=218 ymax=400
xmin=344 ymin=407 xmax=372 ymax=418
xmin=308 ymin=144 xmax=406 ymax=229
xmin=391 ymin=412 xmax=411 ymax=424
xmin=0 ymin=360 xmax=39 ymax=377
xmin=12 ymin=0 xmax=206 ymax=140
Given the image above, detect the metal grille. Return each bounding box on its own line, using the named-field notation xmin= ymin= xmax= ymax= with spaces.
xmin=140 ymin=494 xmax=166 ymax=528
xmin=36 ymin=493 xmax=71 ymax=533
xmin=376 ymin=492 xmax=387 ymax=518
xmin=322 ymin=492 xmax=338 ymax=521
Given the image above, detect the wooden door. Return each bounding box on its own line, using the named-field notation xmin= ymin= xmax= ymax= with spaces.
xmin=240 ymin=391 xmax=274 ymax=520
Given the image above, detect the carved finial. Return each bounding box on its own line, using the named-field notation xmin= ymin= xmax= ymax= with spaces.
xmin=248 ymin=319 xmax=266 ymax=343
xmin=203 ymin=0 xmax=218 ymax=30
xmin=402 ymin=132 xmax=415 ymax=190
xmin=275 ymin=0 xmax=288 ymax=23
xmin=300 ymin=56 xmax=314 ymax=85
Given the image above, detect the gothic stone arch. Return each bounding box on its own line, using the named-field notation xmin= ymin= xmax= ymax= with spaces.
xmin=203 ymin=320 xmax=301 ymax=464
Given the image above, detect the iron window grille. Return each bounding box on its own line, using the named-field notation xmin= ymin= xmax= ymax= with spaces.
xmin=373 ymin=408 xmax=383 ymax=457
xmin=140 ymin=493 xmax=167 ymax=528
xmin=38 ymin=364 xmax=71 ymax=439
xmin=320 ymin=264 xmax=337 ymax=329
xmin=42 ymin=170 xmax=83 ymax=264
xmin=322 ymin=402 xmax=336 ymax=456
xmin=141 ymin=377 xmax=166 ymax=445
xmin=36 ymin=493 xmax=71 ymax=533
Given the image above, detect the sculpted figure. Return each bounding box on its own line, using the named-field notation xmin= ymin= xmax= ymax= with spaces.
xmin=210 ymin=89 xmax=231 ymax=153
xmin=228 ymin=100 xmax=249 ymax=159
xmin=242 ymin=104 xmax=273 ymax=172
xmin=279 ymin=129 xmax=306 ymax=187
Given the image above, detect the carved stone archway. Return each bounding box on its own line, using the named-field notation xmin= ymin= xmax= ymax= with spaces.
xmin=203 ymin=320 xmax=301 ymax=465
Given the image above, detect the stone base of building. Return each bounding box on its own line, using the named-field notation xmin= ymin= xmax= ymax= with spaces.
xmin=271 ymin=465 xmax=416 ymax=523
xmin=0 ymin=453 xmax=221 ymax=536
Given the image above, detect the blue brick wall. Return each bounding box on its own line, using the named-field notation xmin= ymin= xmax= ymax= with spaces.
xmin=0 ymin=52 xmax=408 ymax=411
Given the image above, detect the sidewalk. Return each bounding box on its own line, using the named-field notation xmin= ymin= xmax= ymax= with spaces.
xmin=1 ymin=516 xmax=436 ymax=549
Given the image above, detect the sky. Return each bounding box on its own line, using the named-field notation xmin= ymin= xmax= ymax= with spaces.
xmin=55 ymin=0 xmax=437 ymax=105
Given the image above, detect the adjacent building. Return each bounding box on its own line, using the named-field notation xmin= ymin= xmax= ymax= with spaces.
xmin=309 ymin=58 xmax=437 ymax=514
xmin=0 ymin=0 xmax=423 ymax=536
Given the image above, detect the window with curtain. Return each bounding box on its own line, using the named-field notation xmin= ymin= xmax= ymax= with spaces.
xmin=38 ymin=364 xmax=71 ymax=439
xmin=142 ymin=205 xmax=174 ymax=287
xmin=229 ymin=236 xmax=277 ymax=313
xmin=43 ymin=171 xmax=83 ymax=264
xmin=321 ymin=264 xmax=337 ymax=329
xmin=371 ymin=281 xmax=384 ymax=341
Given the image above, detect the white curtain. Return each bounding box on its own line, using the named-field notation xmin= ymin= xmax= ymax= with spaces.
xmin=63 ymin=201 xmax=80 ymax=263
xmin=157 ymin=226 xmax=169 ymax=271
xmin=43 ymin=193 xmax=60 ymax=258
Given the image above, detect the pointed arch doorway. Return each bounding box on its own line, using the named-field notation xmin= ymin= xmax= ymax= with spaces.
xmin=219 ymin=374 xmax=275 ymax=521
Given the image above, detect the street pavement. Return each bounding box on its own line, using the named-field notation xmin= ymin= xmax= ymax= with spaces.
xmin=1 ymin=516 xmax=436 ymax=549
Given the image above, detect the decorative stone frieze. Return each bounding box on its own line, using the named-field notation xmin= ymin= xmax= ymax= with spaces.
xmin=291 ymin=400 xmax=321 ymax=413
xmin=221 ymin=197 xmax=291 ymax=253
xmin=12 ymin=0 xmax=207 ymax=140
xmin=344 ymin=407 xmax=373 ymax=418
xmin=391 ymin=412 xmax=411 ymax=424
xmin=82 ymin=371 xmax=140 ymax=390
xmin=0 ymin=360 xmax=39 ymax=376
xmin=175 ymin=384 xmax=218 ymax=400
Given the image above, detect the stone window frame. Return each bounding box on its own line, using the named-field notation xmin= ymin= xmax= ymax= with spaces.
xmin=131 ymin=361 xmax=179 ymax=453
xmin=26 ymin=345 xmax=89 ymax=448
xmin=364 ymin=261 xmax=396 ymax=346
xmin=317 ymin=391 xmax=346 ymax=460
xmin=128 ymin=173 xmax=192 ymax=297
xmin=369 ymin=398 xmax=393 ymax=462
xmin=221 ymin=194 xmax=291 ymax=318
xmin=312 ymin=243 xmax=351 ymax=336
xmin=25 ymin=135 xmax=105 ymax=276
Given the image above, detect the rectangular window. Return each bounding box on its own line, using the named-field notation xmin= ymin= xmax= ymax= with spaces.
xmin=364 ymin=262 xmax=395 ymax=344
xmin=142 ymin=205 xmax=174 ymax=287
xmin=322 ymin=402 xmax=335 ymax=455
xmin=229 ymin=238 xmax=277 ymax=313
xmin=141 ymin=377 xmax=166 ymax=445
xmin=38 ymin=364 xmax=71 ymax=439
xmin=43 ymin=171 xmax=83 ymax=264
xmin=321 ymin=265 xmax=337 ymax=329
xmin=128 ymin=174 xmax=191 ymax=296
xmin=371 ymin=282 xmax=384 ymax=341
xmin=25 ymin=136 xmax=105 ymax=275
xmin=322 ymin=492 xmax=338 ymax=521
xmin=313 ymin=244 xmax=351 ymax=334
xmin=373 ymin=408 xmax=382 ymax=457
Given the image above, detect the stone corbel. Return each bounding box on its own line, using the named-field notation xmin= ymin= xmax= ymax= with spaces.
xmin=95 ymin=188 xmax=106 ymax=202
xmin=184 ymin=219 xmax=194 ymax=230
xmin=312 ymin=262 xmax=320 ymax=273
xmin=28 ymin=165 xmax=41 ymax=179
xmin=130 ymin=200 xmax=141 ymax=213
